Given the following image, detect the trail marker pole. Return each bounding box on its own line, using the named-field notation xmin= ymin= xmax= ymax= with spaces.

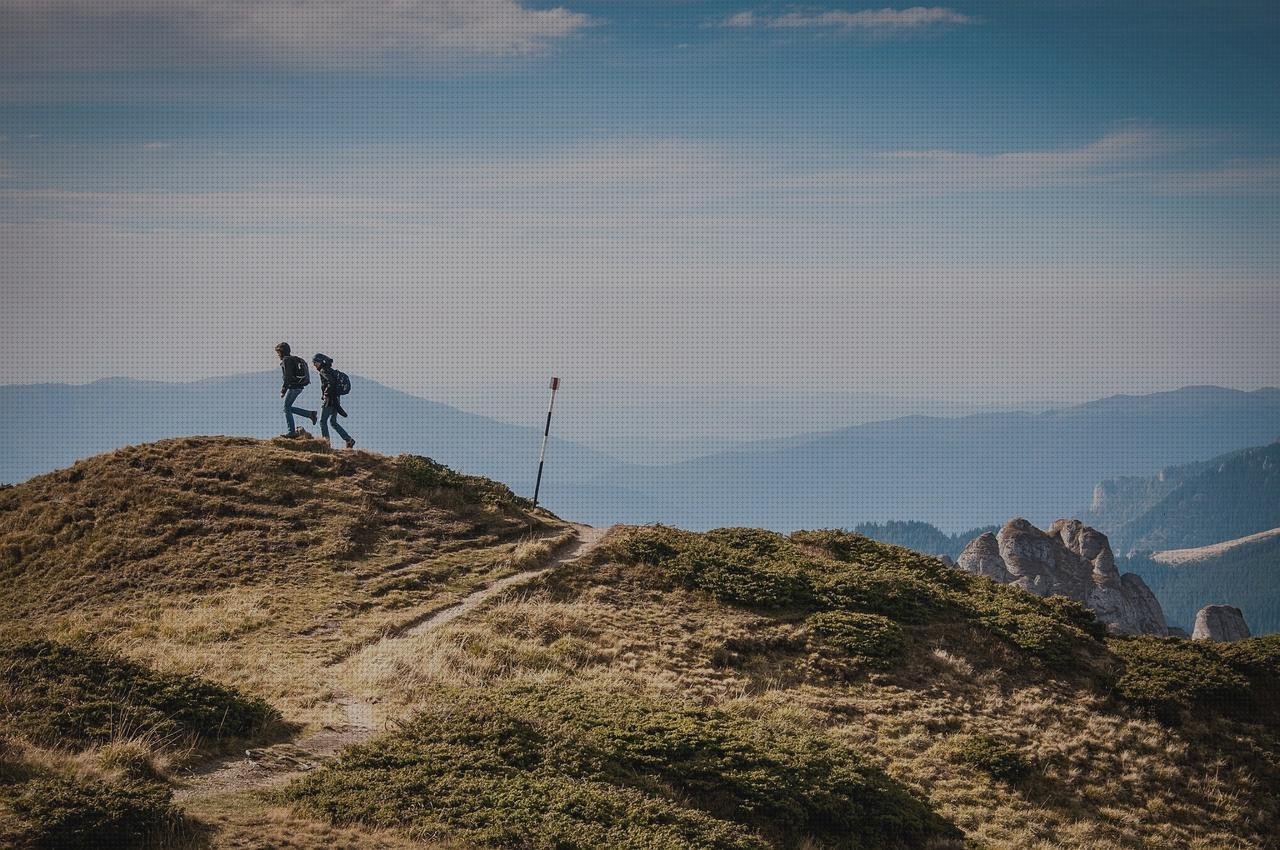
xmin=532 ymin=377 xmax=560 ymax=507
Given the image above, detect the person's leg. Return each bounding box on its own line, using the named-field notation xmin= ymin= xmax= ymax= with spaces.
xmin=319 ymin=406 xmax=333 ymax=440
xmin=286 ymin=387 xmax=316 ymax=424
xmin=329 ymin=415 xmax=353 ymax=446
xmin=283 ymin=387 xmax=300 ymax=435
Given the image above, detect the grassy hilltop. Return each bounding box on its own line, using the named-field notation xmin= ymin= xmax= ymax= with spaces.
xmin=2 ymin=437 xmax=1279 ymax=849
xmin=0 ymin=435 xmax=570 ymax=723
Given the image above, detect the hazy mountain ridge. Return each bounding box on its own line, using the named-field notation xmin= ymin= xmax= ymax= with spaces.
xmin=1087 ymin=440 xmax=1280 ymax=554
xmin=617 ymin=386 xmax=1280 ymax=531
xmin=5 ymin=379 xmax=1280 ymax=534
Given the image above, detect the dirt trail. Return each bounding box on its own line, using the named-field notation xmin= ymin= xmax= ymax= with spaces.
xmin=174 ymin=524 xmax=607 ymax=802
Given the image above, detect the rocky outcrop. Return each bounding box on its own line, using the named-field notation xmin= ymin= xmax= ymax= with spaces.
xmin=1192 ymin=605 xmax=1251 ymax=642
xmin=1117 ymin=574 xmax=1169 ymax=636
xmin=955 ymin=532 xmax=1012 ymax=584
xmin=957 ymin=518 xmax=1168 ymax=636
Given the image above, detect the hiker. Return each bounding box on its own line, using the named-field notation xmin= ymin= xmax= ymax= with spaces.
xmin=312 ymin=353 xmax=355 ymax=449
xmin=276 ymin=342 xmax=317 ymax=437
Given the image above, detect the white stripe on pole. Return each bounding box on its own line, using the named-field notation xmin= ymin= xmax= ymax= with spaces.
xmin=533 ymin=377 xmax=560 ymax=507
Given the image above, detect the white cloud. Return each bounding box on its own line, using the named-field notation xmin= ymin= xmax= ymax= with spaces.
xmin=2 ymin=131 xmax=1274 ymax=242
xmin=722 ymin=11 xmax=764 ymax=28
xmin=0 ymin=0 xmax=593 ymax=69
xmin=860 ymin=127 xmax=1188 ymax=191
xmin=720 ymin=6 xmax=972 ymax=31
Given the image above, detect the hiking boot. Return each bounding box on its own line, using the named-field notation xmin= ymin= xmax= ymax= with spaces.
xmin=345 ymin=438 xmax=356 ymax=450
xmin=309 ymin=412 xmax=318 ymax=425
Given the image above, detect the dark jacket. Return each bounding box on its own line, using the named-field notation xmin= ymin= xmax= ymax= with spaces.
xmin=281 ymin=355 xmax=309 ymax=392
xmin=317 ymin=366 xmax=348 ymax=417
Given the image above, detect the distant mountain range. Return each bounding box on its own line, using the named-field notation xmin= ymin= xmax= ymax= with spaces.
xmin=1086 ymin=441 xmax=1280 ymax=554
xmin=3 ymin=379 xmax=1279 ymax=534
xmin=611 ymin=386 xmax=1280 ymax=531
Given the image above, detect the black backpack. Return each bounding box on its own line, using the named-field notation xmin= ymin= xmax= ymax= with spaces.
xmin=331 ymin=369 xmax=351 ymax=396
xmin=288 ymin=356 xmax=310 ymax=387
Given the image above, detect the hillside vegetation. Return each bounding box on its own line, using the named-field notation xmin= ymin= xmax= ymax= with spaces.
xmin=289 ymin=524 xmax=1280 ymax=849
xmin=1 ymin=639 xmax=275 ymax=848
xmin=1125 ymin=528 xmax=1280 ymax=635
xmin=289 ymin=680 xmax=956 ymax=849
xmin=4 ymin=438 xmax=1280 ymax=849
xmin=853 ymin=521 xmax=999 ymax=559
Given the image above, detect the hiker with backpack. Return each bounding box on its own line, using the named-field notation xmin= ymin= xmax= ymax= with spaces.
xmin=275 ymin=342 xmax=317 ymax=437
xmin=312 ymin=353 xmax=355 ymax=449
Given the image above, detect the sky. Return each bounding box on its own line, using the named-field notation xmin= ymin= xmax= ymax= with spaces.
xmin=1 ymin=1 xmax=1278 ymax=446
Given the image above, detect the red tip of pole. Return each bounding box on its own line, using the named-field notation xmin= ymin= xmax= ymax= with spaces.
xmin=550 ymin=377 xmax=560 ymax=390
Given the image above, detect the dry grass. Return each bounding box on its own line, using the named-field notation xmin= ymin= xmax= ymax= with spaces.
xmin=0 ymin=436 xmax=568 ymax=727
xmin=354 ymin=533 xmax=1278 ymax=850
xmin=181 ymin=797 xmax=450 ymax=850
xmin=0 ymin=437 xmax=576 ymax=848
xmin=6 ymin=441 xmax=1277 ymax=848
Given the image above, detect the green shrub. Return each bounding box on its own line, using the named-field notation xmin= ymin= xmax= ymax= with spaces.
xmin=789 ymin=529 xmax=919 ymax=564
xmin=1040 ymin=595 xmax=1108 ymax=641
xmin=667 ymin=540 xmax=814 ymax=609
xmin=287 ymin=682 xmax=958 ymax=849
xmin=955 ymin=579 xmax=1099 ymax=671
xmin=0 ymin=639 xmax=278 ymax=748
xmin=1109 ymin=637 xmax=1253 ymax=723
xmin=1214 ymin=634 xmax=1280 ymax=677
xmin=395 ymin=455 xmax=531 ymax=508
xmin=614 ymin=526 xmax=1105 ymax=671
xmin=2 ymin=775 xmax=177 ymax=850
xmin=952 ymin=735 xmax=1033 ymax=782
xmin=614 ymin=527 xmax=815 ymax=609
xmin=791 ymin=529 xmax=963 ymax=582
xmin=614 ymin=525 xmax=687 ymax=567
xmin=791 ymin=530 xmax=959 ymax=623
xmin=1211 ymin=635 xmax=1280 ymax=722
xmin=973 ymin=605 xmax=1083 ymax=670
xmin=704 ymin=528 xmax=790 ymax=558
xmin=805 ymin=612 xmax=907 ymax=669
xmin=813 ymin=572 xmax=942 ymax=624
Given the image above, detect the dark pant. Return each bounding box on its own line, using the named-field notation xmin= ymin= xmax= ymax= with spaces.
xmin=284 ymin=387 xmax=315 ymax=435
xmin=320 ymin=405 xmax=352 ymax=444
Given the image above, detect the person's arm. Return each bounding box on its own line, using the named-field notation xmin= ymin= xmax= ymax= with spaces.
xmin=281 ymin=359 xmax=290 ymax=396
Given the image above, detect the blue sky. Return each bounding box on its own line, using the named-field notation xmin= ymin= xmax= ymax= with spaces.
xmin=3 ymin=2 xmax=1277 ymax=153
xmin=1 ymin=1 xmax=1278 ymax=442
